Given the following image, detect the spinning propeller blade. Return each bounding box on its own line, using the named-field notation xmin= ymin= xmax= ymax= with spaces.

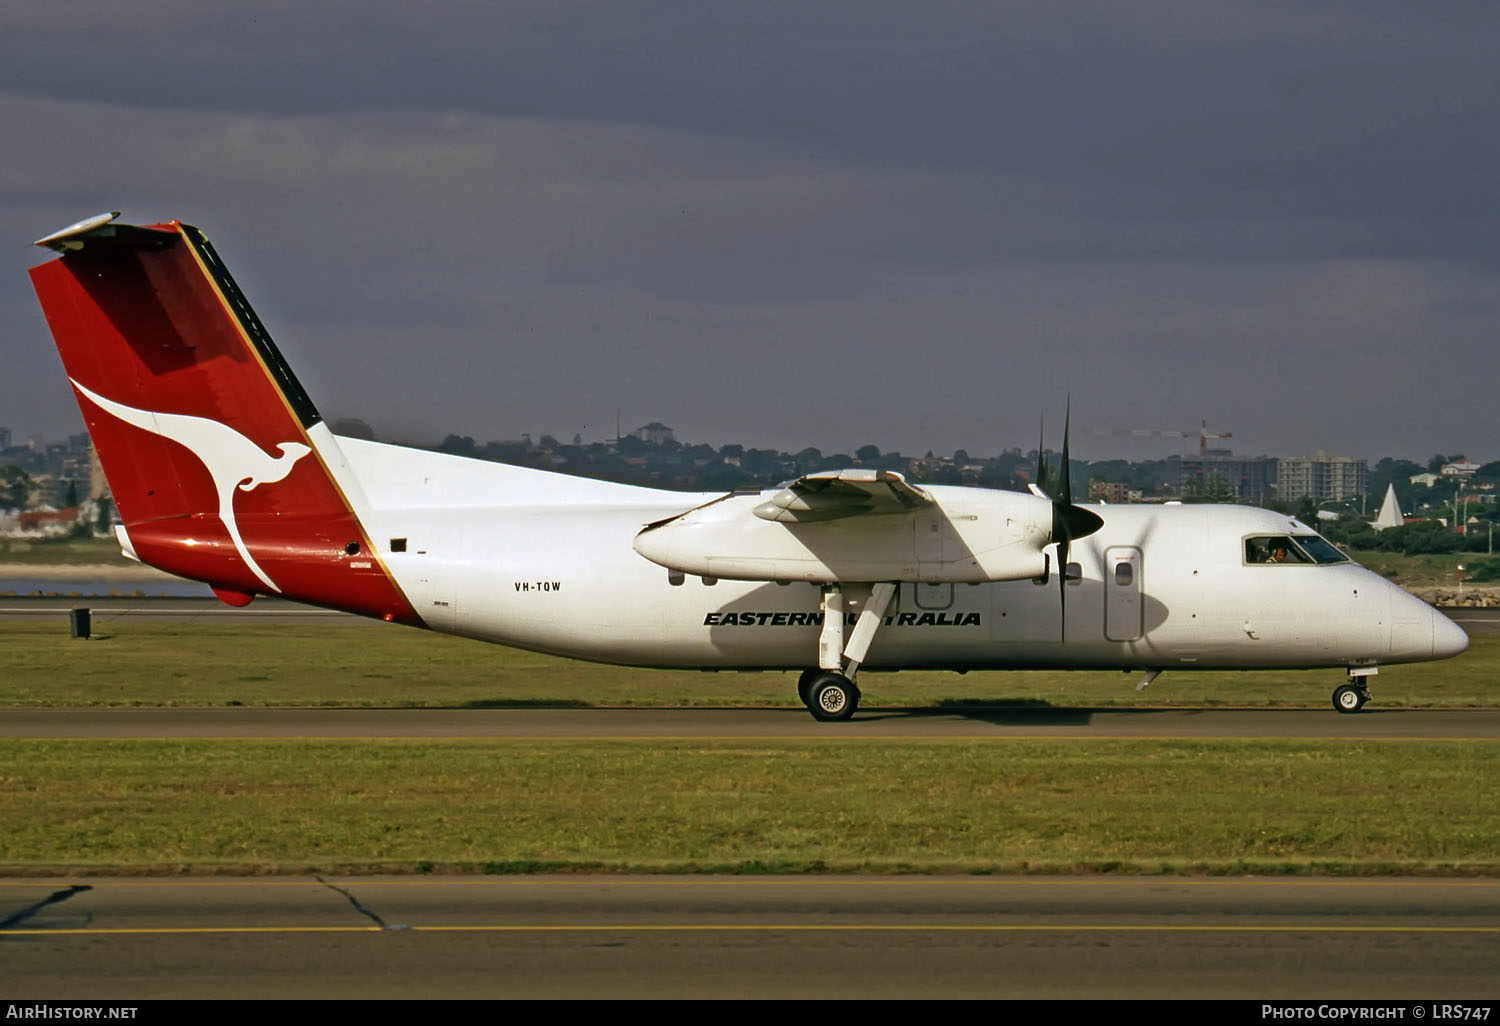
xmin=1046 ymin=399 xmax=1103 ymax=642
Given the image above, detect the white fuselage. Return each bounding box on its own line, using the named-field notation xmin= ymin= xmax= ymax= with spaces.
xmin=327 ymin=437 xmax=1466 ymax=673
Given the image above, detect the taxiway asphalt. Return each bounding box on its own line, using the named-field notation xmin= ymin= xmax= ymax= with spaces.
xmin=3 ymin=876 xmax=1497 ymax=999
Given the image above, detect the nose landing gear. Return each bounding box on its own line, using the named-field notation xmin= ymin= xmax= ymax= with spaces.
xmin=1332 ymin=683 xmax=1368 ymax=713
xmin=1333 ymin=666 xmax=1376 ymax=713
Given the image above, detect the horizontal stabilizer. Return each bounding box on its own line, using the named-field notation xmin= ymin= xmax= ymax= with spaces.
xmin=33 ymin=211 xmax=177 ymax=253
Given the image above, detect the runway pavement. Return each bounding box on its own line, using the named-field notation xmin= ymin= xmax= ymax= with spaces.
xmin=1445 ymin=608 xmax=1500 ymax=636
xmin=3 ymin=876 xmax=1497 ymax=999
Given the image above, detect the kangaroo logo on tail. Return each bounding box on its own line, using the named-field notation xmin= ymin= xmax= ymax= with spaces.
xmin=71 ymin=379 xmax=312 ymax=593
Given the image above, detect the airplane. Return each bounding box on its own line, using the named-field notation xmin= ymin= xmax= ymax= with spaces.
xmin=27 ymin=213 xmax=1469 ymax=720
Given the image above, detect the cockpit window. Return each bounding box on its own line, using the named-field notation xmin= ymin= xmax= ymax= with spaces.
xmin=1244 ymin=534 xmax=1349 ymax=565
xmin=1246 ymin=536 xmax=1309 ymax=564
xmin=1291 ymin=534 xmax=1349 ymax=564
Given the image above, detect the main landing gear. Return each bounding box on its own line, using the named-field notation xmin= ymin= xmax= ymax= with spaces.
xmin=798 ymin=669 xmax=861 ymax=722
xmin=796 ymin=582 xmax=896 ymax=722
xmin=1332 ymin=666 xmax=1376 ymax=714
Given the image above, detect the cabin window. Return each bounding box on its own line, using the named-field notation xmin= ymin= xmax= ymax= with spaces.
xmin=1115 ymin=562 xmax=1133 ymax=586
xmin=390 ymin=538 xmax=407 ymax=553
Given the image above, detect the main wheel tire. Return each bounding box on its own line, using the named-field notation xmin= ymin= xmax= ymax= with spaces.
xmin=807 ymin=673 xmax=860 ymax=722
xmin=1332 ymin=683 xmax=1366 ymax=714
xmin=797 ymin=669 xmax=823 ymax=710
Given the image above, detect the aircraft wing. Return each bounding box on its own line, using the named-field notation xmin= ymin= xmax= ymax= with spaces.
xmin=635 ymin=469 xmax=1053 ymax=583
xmin=752 ymin=469 xmax=933 ymax=523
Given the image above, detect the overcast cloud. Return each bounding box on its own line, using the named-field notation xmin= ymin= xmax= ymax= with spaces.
xmin=2 ymin=2 xmax=1496 ymax=462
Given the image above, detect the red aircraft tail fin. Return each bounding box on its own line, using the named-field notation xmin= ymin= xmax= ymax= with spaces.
xmin=29 ymin=213 xmax=420 ymax=623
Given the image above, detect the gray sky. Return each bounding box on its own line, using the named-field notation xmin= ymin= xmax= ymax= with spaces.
xmin=2 ymin=2 xmax=1496 ymax=463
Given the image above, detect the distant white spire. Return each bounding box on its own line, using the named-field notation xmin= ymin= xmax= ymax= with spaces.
xmin=1373 ymin=483 xmax=1404 ymax=531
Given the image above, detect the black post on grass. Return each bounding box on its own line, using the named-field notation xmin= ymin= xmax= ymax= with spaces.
xmin=69 ymin=606 xmax=91 ymax=640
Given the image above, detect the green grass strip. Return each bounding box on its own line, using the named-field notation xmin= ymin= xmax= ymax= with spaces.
xmin=2 ymin=622 xmax=1497 ymax=709
xmin=2 ymin=739 xmax=1496 ymax=876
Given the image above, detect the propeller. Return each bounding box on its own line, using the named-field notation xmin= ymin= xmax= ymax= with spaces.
xmin=1035 ymin=417 xmax=1049 ymax=499
xmin=1037 ymin=399 xmax=1104 ymax=641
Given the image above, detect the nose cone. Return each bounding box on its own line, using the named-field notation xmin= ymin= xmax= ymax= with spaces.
xmin=1433 ymin=608 xmax=1470 ymax=660
xmin=1385 ymin=582 xmax=1470 ymax=663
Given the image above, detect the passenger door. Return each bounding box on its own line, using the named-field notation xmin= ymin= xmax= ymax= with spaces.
xmin=1104 ymin=546 xmax=1143 ymax=642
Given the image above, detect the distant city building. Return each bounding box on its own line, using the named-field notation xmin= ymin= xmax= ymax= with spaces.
xmin=1460 ymin=480 xmax=1496 ymax=504
xmin=631 ymin=422 xmax=676 ymax=445
xmin=1167 ymin=453 xmax=1276 ymax=504
xmin=1440 ymin=459 xmax=1480 ymax=478
xmin=0 ymin=427 xmax=10 ymax=449
xmin=1088 ymin=481 xmax=1134 ymax=503
xmin=89 ymin=442 xmax=109 ymax=503
xmin=0 ymin=506 xmax=82 ymax=539
xmin=30 ymin=473 xmax=73 ymax=509
xmin=1409 ymin=472 xmax=1440 ymax=488
xmin=1276 ymin=452 xmax=1368 ymax=503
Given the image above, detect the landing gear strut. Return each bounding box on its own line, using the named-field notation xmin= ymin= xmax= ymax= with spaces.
xmin=796 ymin=581 xmax=895 ymax=721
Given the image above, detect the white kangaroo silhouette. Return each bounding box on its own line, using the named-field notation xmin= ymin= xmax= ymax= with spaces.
xmin=71 ymin=379 xmax=312 ymax=593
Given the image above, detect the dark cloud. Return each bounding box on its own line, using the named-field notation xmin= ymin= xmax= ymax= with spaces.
xmin=2 ymin=2 xmax=1497 ymax=463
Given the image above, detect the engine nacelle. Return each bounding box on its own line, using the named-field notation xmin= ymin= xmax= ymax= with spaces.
xmin=633 ymin=487 xmax=1056 ymax=583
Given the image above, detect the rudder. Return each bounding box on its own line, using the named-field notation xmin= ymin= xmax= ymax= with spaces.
xmin=29 ymin=213 xmax=420 ymax=623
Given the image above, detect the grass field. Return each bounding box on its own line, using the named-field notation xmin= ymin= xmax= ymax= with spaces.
xmin=0 ymin=620 xmax=1495 ymax=709
xmin=3 ymin=588 xmax=1493 ymax=878
xmin=0 ymin=536 xmax=124 ymax=566
xmin=1351 ymin=550 xmax=1494 ymax=590
xmin=1 ymin=738 xmax=1495 ymax=876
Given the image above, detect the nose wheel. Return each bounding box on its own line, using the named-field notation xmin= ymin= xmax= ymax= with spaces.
xmin=1332 ymin=683 xmax=1369 ymax=714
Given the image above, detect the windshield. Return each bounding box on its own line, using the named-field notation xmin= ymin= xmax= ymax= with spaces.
xmin=1245 ymin=534 xmax=1349 ymax=565
xmin=1292 ymin=534 xmax=1349 ymax=564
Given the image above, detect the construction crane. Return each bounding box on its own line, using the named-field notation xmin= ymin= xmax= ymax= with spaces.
xmin=1086 ymin=421 xmax=1232 ymax=456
